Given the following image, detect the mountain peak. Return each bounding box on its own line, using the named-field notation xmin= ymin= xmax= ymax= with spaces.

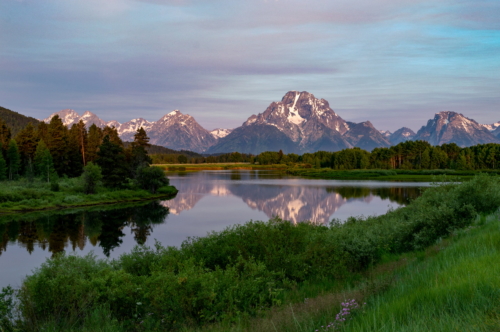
xmin=415 ymin=111 xmax=500 ymax=146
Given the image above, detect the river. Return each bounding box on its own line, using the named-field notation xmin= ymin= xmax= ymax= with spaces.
xmin=0 ymin=170 xmax=432 ymax=289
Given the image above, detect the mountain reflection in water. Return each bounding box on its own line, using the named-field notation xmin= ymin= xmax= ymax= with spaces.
xmin=163 ymin=170 xmax=426 ymax=224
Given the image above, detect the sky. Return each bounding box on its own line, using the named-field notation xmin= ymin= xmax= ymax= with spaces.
xmin=1 ymin=0 xmax=499 ymax=133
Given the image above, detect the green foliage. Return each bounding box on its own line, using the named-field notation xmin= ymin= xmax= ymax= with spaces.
xmin=135 ymin=166 xmax=169 ymax=193
xmin=96 ymin=136 xmax=128 ymax=188
xmin=0 ymin=143 xmax=7 ymax=181
xmin=15 ymin=175 xmax=500 ymax=331
xmin=177 ymin=154 xmax=188 ymax=163
xmin=81 ymin=162 xmax=103 ymax=195
xmin=6 ymin=139 xmax=20 ymax=180
xmin=0 ymin=286 xmax=15 ymax=332
xmin=34 ymin=140 xmax=57 ymax=183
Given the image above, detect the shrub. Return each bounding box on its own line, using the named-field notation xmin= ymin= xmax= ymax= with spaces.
xmin=135 ymin=166 xmax=169 ymax=193
xmin=81 ymin=162 xmax=103 ymax=195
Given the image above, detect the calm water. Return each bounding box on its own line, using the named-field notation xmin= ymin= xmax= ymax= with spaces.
xmin=0 ymin=170 xmax=431 ymax=289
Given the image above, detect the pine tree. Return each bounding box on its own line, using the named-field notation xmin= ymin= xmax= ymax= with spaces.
xmin=47 ymin=115 xmax=68 ymax=176
xmin=96 ymin=135 xmax=128 ymax=188
xmin=7 ymin=139 xmax=21 ymax=180
xmin=87 ymin=124 xmax=103 ymax=163
xmin=0 ymin=143 xmax=7 ymax=181
xmin=127 ymin=127 xmax=152 ymax=177
xmin=102 ymin=126 xmax=123 ymax=146
xmin=34 ymin=140 xmax=56 ymax=182
xmin=66 ymin=124 xmax=84 ymax=177
xmin=0 ymin=119 xmax=12 ymax=154
xmin=15 ymin=122 xmax=39 ymax=176
xmin=75 ymin=120 xmax=87 ymax=165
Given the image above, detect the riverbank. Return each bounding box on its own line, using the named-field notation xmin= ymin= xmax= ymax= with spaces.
xmin=0 ymin=178 xmax=177 ymax=215
xmin=286 ymin=168 xmax=500 ymax=181
xmin=3 ymin=174 xmax=499 ymax=331
xmin=154 ymin=162 xmax=288 ymax=171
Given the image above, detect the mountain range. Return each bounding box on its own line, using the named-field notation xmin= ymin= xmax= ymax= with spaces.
xmin=43 ymin=91 xmax=500 ymax=153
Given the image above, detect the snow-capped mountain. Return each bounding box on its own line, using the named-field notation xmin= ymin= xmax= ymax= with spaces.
xmin=118 ymin=118 xmax=154 ymax=142
xmin=413 ymin=111 xmax=500 ymax=146
xmin=44 ymin=93 xmax=500 ymax=154
xmin=44 ymin=110 xmax=112 ymax=129
xmin=389 ymin=127 xmax=416 ymax=145
xmin=147 ymin=110 xmax=217 ymax=153
xmin=210 ymin=128 xmax=233 ymax=139
xmin=482 ymin=121 xmax=500 ymax=131
xmin=43 ymin=109 xmax=81 ymax=126
xmin=207 ymin=91 xmax=353 ymax=154
xmin=379 ymin=130 xmax=392 ymax=139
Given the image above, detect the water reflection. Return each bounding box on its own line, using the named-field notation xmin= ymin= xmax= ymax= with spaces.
xmin=163 ymin=171 xmax=427 ymax=224
xmin=0 ymin=201 xmax=169 ymax=258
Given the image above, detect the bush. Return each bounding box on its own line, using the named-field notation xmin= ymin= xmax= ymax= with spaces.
xmin=81 ymin=162 xmax=102 ymax=195
xmin=135 ymin=166 xmax=169 ymax=194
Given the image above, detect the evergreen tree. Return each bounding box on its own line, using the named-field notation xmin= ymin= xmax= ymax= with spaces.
xmin=66 ymin=124 xmax=84 ymax=177
xmin=0 ymin=143 xmax=7 ymax=181
xmin=36 ymin=121 xmax=49 ymax=144
xmin=102 ymin=126 xmax=123 ymax=146
xmin=127 ymin=127 xmax=152 ymax=177
xmin=7 ymin=139 xmax=20 ymax=180
xmin=87 ymin=124 xmax=103 ymax=163
xmin=34 ymin=140 xmax=56 ymax=182
xmin=15 ymin=122 xmax=39 ymax=175
xmin=47 ymin=115 xmax=69 ymax=176
xmin=96 ymin=135 xmax=128 ymax=188
xmin=0 ymin=119 xmax=12 ymax=154
xmin=75 ymin=120 xmax=87 ymax=165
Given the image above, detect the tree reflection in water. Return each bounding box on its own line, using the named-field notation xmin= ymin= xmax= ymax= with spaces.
xmin=0 ymin=201 xmax=169 ymax=257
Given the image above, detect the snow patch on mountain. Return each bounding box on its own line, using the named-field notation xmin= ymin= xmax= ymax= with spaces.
xmin=210 ymin=128 xmax=233 ymax=139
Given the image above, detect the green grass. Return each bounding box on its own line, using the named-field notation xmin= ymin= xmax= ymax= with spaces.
xmin=154 ymin=163 xmax=288 ymax=171
xmin=340 ymin=213 xmax=500 ymax=332
xmin=286 ymin=168 xmax=498 ymax=181
xmin=0 ymin=177 xmax=178 ymax=214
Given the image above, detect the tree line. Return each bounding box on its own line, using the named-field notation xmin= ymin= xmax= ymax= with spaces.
xmin=255 ymin=141 xmax=500 ymax=170
xmin=0 ymin=115 xmax=167 ymax=191
xmin=150 ymin=141 xmax=500 ymax=170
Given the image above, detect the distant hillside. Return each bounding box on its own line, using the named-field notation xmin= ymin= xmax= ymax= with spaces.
xmin=123 ymin=142 xmax=202 ymax=158
xmin=0 ymin=106 xmax=40 ymax=136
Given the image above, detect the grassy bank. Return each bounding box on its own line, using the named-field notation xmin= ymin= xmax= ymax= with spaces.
xmin=2 ymin=174 xmax=498 ymax=331
xmin=0 ymin=178 xmax=177 ymax=214
xmin=286 ymin=168 xmax=500 ymax=181
xmin=154 ymin=163 xmax=288 ymax=171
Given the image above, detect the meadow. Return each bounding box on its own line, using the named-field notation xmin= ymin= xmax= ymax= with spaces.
xmin=1 ymin=174 xmax=498 ymax=331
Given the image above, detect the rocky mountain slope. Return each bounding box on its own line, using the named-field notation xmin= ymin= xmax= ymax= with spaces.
xmin=389 ymin=127 xmax=416 ymax=145
xmin=147 ymin=110 xmax=217 ymax=153
xmin=343 ymin=121 xmax=391 ymax=151
xmin=413 ymin=111 xmax=500 ymax=146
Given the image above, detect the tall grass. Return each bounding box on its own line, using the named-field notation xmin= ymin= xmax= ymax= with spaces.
xmin=8 ymin=174 xmax=500 ymax=331
xmin=340 ymin=212 xmax=500 ymax=332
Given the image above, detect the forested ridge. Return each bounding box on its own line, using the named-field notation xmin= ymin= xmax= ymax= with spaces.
xmin=0 ymin=106 xmax=41 ymax=137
